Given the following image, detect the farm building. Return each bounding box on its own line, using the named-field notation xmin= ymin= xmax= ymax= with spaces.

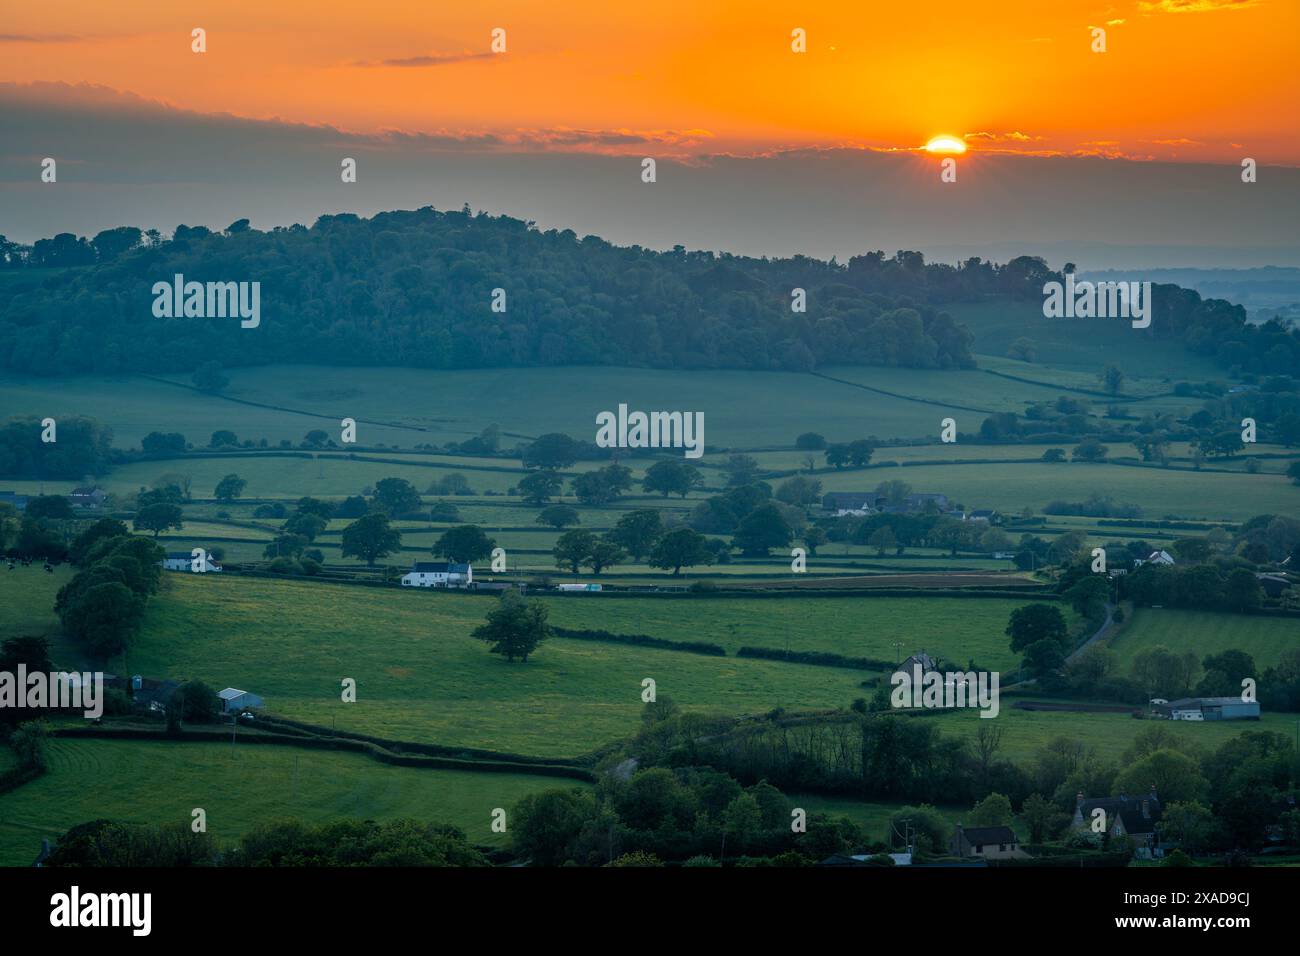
xmin=822 ymin=492 xmax=879 ymax=514
xmin=401 ymin=561 xmax=472 ymax=587
xmin=821 ymin=491 xmax=953 ymax=515
xmin=69 ymin=486 xmax=106 ymax=508
xmin=1135 ymin=550 xmax=1175 ymax=567
xmin=160 ymin=551 xmax=223 ymax=572
xmin=105 ymin=675 xmax=180 ymax=714
xmin=218 ymin=688 xmax=264 ymax=714
xmin=1073 ymin=788 xmax=1163 ymax=858
xmin=0 ymin=491 xmax=29 ymax=511
xmin=1255 ymin=573 xmax=1293 ymax=598
xmin=899 ymin=650 xmax=937 ymax=674
xmin=1156 ymin=697 xmax=1260 ymax=721
xmin=950 ymin=824 xmax=1027 ymax=860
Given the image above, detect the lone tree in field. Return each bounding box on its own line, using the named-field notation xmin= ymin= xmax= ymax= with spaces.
xmin=609 ymin=509 xmax=663 ymax=561
xmin=434 ymin=524 xmax=495 ymax=565
xmin=472 ymin=591 xmax=552 ymax=663
xmin=371 ymin=477 xmax=422 ymax=516
xmin=732 ymin=504 xmax=792 ymax=557
xmin=192 ymin=361 xmax=229 ymax=393
xmin=522 ymin=433 xmax=582 ymax=470
xmin=584 ymin=538 xmax=626 ymax=575
xmin=642 ymin=460 xmax=703 ymax=498
xmin=340 ymin=513 xmax=401 ymax=567
xmin=518 ymin=470 xmax=563 ymax=505
xmin=535 ymin=504 xmax=580 ymax=530
xmin=133 ymin=502 xmax=184 ymax=538
xmin=1005 ymin=603 xmax=1069 ymax=654
xmin=868 ymin=526 xmax=897 ymax=556
xmin=214 ymin=474 xmax=246 ymax=502
xmin=649 ymin=528 xmax=715 ymax=576
xmin=553 ymin=529 xmax=596 ymax=574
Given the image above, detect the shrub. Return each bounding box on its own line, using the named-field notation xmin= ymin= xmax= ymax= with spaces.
xmin=10 ymin=720 xmax=49 ymax=770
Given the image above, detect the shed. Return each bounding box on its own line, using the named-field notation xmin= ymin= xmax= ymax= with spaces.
xmin=218 ymin=687 xmax=264 ymax=714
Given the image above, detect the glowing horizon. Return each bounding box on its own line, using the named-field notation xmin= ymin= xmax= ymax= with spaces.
xmin=924 ymin=135 xmax=968 ymax=155
xmin=0 ymin=0 xmax=1296 ymax=164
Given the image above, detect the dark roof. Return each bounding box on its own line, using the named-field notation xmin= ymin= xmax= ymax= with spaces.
xmin=106 ymin=676 xmax=179 ymax=706
xmin=1165 ymin=697 xmax=1259 ymax=708
xmin=901 ymin=651 xmax=937 ymax=672
xmin=1079 ymin=794 xmax=1162 ymax=835
xmin=410 ymin=562 xmax=470 ymax=574
xmin=823 ymin=492 xmax=878 ymax=508
xmin=958 ymin=825 xmax=1017 ymax=845
xmin=165 ymin=552 xmax=193 ymax=560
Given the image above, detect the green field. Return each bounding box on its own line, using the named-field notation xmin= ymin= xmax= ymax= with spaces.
xmin=818 ymin=460 xmax=1298 ymax=521
xmin=926 ymin=702 xmax=1299 ymax=762
xmin=2 ymin=364 xmax=985 ymax=451
xmin=543 ymin=594 xmax=1056 ymax=670
xmin=0 ymin=737 xmax=586 ymax=865
xmin=945 ymin=301 xmax=1227 ymax=382
xmin=5 ymin=351 xmax=1228 ymax=459
xmin=1108 ymin=608 xmax=1300 ymax=672
xmin=0 ymin=565 xmax=87 ymax=668
xmin=0 ymin=565 xmax=66 ymax=642
xmin=791 ymin=794 xmax=966 ymax=845
xmin=122 ymin=575 xmax=867 ymax=758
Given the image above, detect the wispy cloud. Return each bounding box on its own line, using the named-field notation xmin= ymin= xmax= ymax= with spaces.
xmin=964 ymin=131 xmax=1036 ymax=143
xmin=0 ymin=33 xmax=81 ymax=43
xmin=353 ymin=51 xmax=496 ymax=68
xmin=1138 ymin=0 xmax=1263 ymax=13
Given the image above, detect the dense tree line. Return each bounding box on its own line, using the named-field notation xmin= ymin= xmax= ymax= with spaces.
xmin=53 ymin=520 xmax=165 ymax=658
xmin=43 ymin=817 xmax=487 ymax=867
xmin=0 ymin=417 xmax=113 ymax=479
xmin=4 ymin=209 xmax=1294 ymax=378
xmin=6 ymin=208 xmax=988 ymax=376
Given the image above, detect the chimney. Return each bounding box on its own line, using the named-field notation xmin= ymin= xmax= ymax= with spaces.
xmin=1075 ymin=791 xmax=1085 ymax=810
xmin=1142 ymin=799 xmax=1150 ymax=819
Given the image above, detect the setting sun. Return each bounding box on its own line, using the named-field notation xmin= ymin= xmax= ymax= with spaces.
xmin=924 ymin=135 xmax=967 ymax=155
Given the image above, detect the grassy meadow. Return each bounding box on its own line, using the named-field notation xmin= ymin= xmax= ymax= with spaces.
xmin=0 ymin=737 xmax=587 ymax=865
xmin=121 ymin=575 xmax=867 ymax=758
xmin=2 ymin=315 xmax=1297 ymax=866
xmin=1107 ymin=608 xmax=1300 ymax=672
xmin=925 ymin=702 xmax=1300 ymax=763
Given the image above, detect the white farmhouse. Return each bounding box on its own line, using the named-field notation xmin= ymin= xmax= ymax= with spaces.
xmin=401 ymin=561 xmax=472 ymax=588
xmin=160 ymin=551 xmax=223 ymax=572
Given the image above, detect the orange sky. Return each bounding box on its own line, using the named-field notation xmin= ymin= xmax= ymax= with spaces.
xmin=2 ymin=0 xmax=1297 ymax=162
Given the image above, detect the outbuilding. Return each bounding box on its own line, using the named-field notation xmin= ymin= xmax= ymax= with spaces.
xmin=218 ymin=688 xmax=264 ymax=714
